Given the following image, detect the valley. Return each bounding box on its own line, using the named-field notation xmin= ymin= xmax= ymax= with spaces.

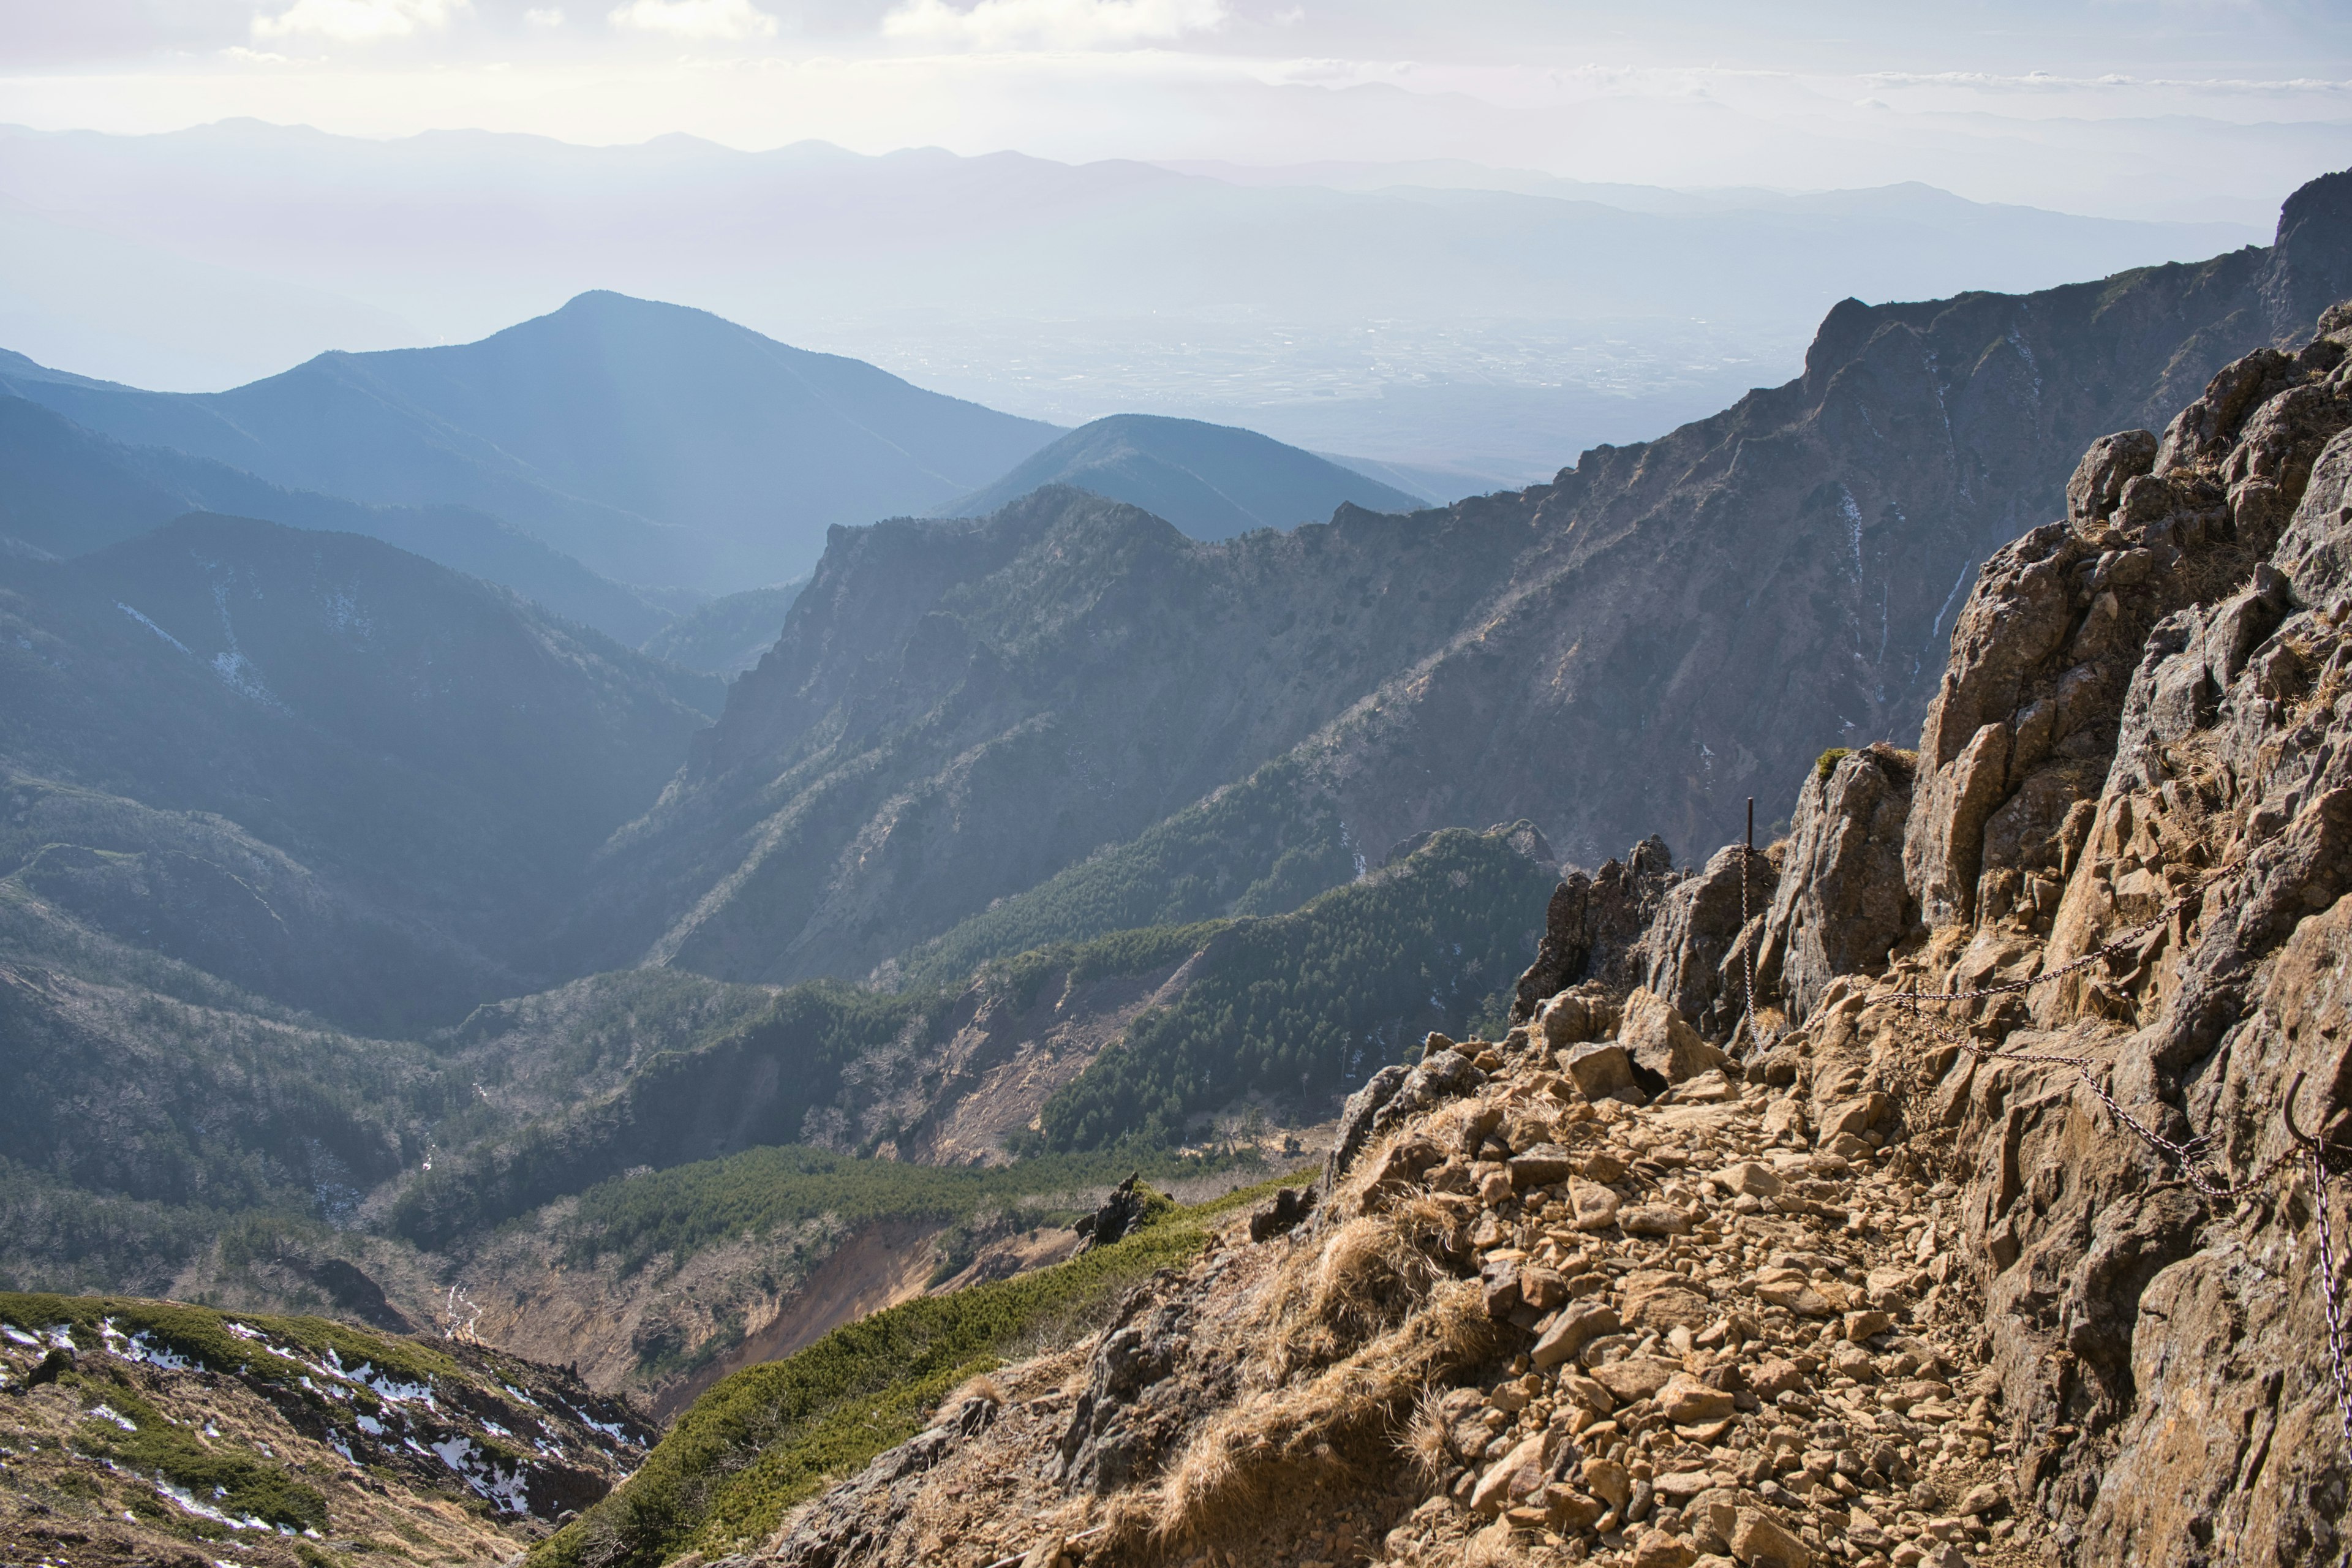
xmin=0 ymin=137 xmax=2346 ymax=1568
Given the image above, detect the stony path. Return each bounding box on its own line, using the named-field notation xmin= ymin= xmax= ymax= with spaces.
xmin=1334 ymin=1006 xmax=2034 ymax=1568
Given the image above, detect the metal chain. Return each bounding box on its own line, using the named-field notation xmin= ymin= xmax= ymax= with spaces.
xmin=1740 ymin=799 xmax=1758 ymax=1055
xmin=2313 ymin=1148 xmax=2352 ymax=1450
xmin=1901 ymin=851 xmax=2244 ymax=1008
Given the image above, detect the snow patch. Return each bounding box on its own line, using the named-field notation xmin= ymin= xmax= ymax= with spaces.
xmin=430 ymin=1434 xmax=530 ymax=1514
xmin=116 ymin=603 xmax=192 ymax=655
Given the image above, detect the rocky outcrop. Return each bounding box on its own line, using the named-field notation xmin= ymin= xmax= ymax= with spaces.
xmin=1635 ymin=842 xmax=1781 ymax=1039
xmin=1510 ymin=837 xmax=1683 ymax=1021
xmin=1754 ymin=312 xmax=2352 ymax=1564
xmin=1754 ymin=745 xmax=1916 ymax=1025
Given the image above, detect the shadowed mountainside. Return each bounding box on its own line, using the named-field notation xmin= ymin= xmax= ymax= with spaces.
xmin=0 ymin=513 xmax=713 ymax=1028
xmin=582 ymin=171 xmax=2352 ymax=989
xmin=0 ymin=390 xmax=673 ymax=643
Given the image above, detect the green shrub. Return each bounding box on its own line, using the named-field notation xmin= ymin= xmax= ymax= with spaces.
xmin=532 ymin=1170 xmax=1303 ymax=1568
xmin=1815 ymin=747 xmax=1852 ymax=781
xmin=69 ymin=1379 xmax=328 ymax=1533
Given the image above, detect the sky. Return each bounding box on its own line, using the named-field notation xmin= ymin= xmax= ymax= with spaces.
xmin=2 ymin=1 xmax=2348 ymax=220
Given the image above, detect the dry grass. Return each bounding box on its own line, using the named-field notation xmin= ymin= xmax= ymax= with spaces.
xmin=1151 ymin=1278 xmax=1495 ymax=1547
xmin=951 ymin=1371 xmax=1006 ymax=1407
xmin=1401 ymin=1387 xmax=1455 ymax=1485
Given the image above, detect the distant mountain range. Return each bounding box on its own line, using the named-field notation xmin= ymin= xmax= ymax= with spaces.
xmin=941 ymin=414 xmax=1422 ymax=538
xmin=576 ymin=171 xmax=2352 ymax=989
xmin=0 ymin=293 xmax=1062 ymax=594
xmin=0 ymin=389 xmax=676 ymax=643
xmin=0 ymin=123 xmax=2278 ymax=472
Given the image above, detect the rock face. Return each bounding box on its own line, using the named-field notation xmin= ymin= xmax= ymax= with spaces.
xmin=587 ymin=174 xmax=2352 ymax=991
xmin=1755 ymin=745 xmax=1917 ymax=1024
xmin=1753 ymin=311 xmax=2352 ymax=1564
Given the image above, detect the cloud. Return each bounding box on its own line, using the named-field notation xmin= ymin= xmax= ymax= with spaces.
xmin=608 ymin=0 xmax=778 ymax=38
xmin=252 ymin=0 xmax=468 ymax=40
xmin=526 ymin=6 xmax=564 ymax=24
xmin=881 ymin=0 xmax=1226 ymax=51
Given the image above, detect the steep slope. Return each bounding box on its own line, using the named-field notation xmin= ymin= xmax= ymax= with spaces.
xmin=0 ymin=293 xmax=1063 ymax=592
xmin=599 ymin=172 xmax=2352 ymax=992
xmin=0 ymin=514 xmax=710 ymax=1027
xmin=541 ymin=311 xmax=2352 ymax=1568
xmin=942 ymin=414 xmax=1422 ymax=540
xmin=579 ymin=486 xmax=1534 ymax=984
xmin=0 ymin=1292 xmax=650 ymax=1565
xmin=1291 ymin=169 xmax=2352 ymax=871
xmin=0 ymin=391 xmax=672 ymax=643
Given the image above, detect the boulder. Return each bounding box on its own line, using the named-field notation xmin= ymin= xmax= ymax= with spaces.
xmin=1751 ymin=744 xmax=1915 ymax=1025
xmin=1634 ymin=843 xmax=1779 ymax=1033
xmin=1531 ymin=1301 xmax=1621 ymax=1369
xmin=1591 ymin=1357 xmax=1679 ymax=1403
xmin=1730 ymin=1507 xmax=1812 ymax=1568
xmin=1509 ymin=837 xmax=1681 ymax=1022
xmin=2067 ymin=428 xmax=2159 ymax=527
xmin=1567 ymin=1179 xmax=1623 ymax=1232
xmin=1620 ymin=987 xmax=1728 ymax=1083
xmin=1562 ymin=1040 xmax=1637 ymax=1099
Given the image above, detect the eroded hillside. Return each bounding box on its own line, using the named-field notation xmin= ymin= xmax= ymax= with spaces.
xmin=538 ymin=309 xmax=2352 ymax=1567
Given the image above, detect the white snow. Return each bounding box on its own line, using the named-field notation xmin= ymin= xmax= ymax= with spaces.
xmin=116 ymin=602 xmax=192 ymax=655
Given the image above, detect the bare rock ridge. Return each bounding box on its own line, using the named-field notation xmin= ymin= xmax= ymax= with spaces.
xmin=582 ymin=172 xmax=2352 ymax=992
xmin=615 ymin=308 xmax=2352 ymax=1567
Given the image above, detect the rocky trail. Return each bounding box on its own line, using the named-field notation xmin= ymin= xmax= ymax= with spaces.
xmin=586 ymin=305 xmax=2352 ymax=1567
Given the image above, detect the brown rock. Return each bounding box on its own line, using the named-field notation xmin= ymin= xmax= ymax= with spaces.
xmin=1368 ymin=1134 xmax=1445 ymax=1187
xmin=1471 ymin=1432 xmax=1550 ymax=1517
xmin=1747 ymin=1358 xmax=1806 ymax=1399
xmin=1554 ymin=1371 xmax=1617 ymax=1414
xmin=1564 ymin=1041 xmax=1638 ymax=1100
xmin=1537 ymin=991 xmax=1596 ymax=1047
xmin=1519 ymin=1267 xmax=1568 ymax=1311
xmin=2067 ymin=428 xmax=2159 ymax=527
xmin=1510 ymin=1143 xmax=1577 ymax=1187
xmin=1581 ymin=1456 xmax=1632 ymax=1510
xmin=1655 ymin=1374 xmax=1738 ymax=1425
xmin=1569 ymin=1178 xmax=1623 ymax=1232
xmin=1620 ymin=987 xmax=1729 ymax=1083
xmin=1532 ymin=1300 xmax=1621 ymax=1369
xmin=1819 ymin=1093 xmax=1889 ymax=1141
xmin=1579 ymin=1148 xmax=1632 ymax=1182
xmin=1544 ymin=1484 xmax=1605 ymax=1531
xmin=1621 ymin=1271 xmax=1714 ymax=1332
xmin=1592 ymin=1356 xmax=1679 ymax=1403
xmin=1730 ymin=1507 xmax=1812 ymax=1568
xmin=1843 ymin=1310 xmax=1893 ymax=1342
xmin=1622 ymin=1202 xmax=1695 ymax=1237
xmin=1761 ymin=1098 xmax=1809 ymax=1145
xmin=1632 ymin=1529 xmax=1699 ymax=1568
xmin=1715 ymin=1161 xmax=1784 ymax=1198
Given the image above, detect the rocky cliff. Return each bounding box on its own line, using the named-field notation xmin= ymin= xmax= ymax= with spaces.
xmin=543 ymin=306 xmax=2352 ymax=1568
xmin=589 ymin=173 xmax=2352 ymax=995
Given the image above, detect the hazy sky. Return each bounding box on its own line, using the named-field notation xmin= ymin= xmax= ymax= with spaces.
xmin=2 ymin=2 xmax=2347 ymax=217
